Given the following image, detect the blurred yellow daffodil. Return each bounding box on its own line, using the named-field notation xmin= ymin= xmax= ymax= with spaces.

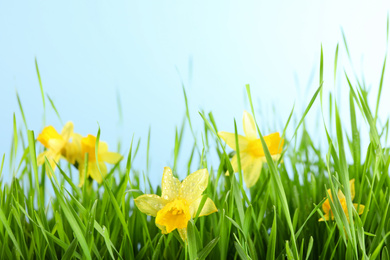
xmin=319 ymin=179 xmax=365 ymax=222
xmin=218 ymin=111 xmax=284 ymax=188
xmin=37 ymin=122 xmax=74 ymax=174
xmin=134 ymin=167 xmax=218 ymax=241
xmin=78 ymin=134 xmax=122 ymax=187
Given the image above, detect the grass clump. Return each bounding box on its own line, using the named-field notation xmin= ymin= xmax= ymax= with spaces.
xmin=1 ymin=41 xmax=390 ymax=260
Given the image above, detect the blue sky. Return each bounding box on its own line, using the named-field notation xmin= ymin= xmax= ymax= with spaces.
xmin=1 ymin=1 xmax=389 ymax=186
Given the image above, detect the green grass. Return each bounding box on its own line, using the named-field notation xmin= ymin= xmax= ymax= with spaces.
xmin=1 ymin=42 xmax=390 ymax=260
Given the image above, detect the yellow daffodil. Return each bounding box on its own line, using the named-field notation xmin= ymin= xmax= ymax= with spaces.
xmin=319 ymin=179 xmax=365 ymax=222
xmin=218 ymin=111 xmax=284 ymax=188
xmin=37 ymin=122 xmax=74 ymax=174
xmin=78 ymin=134 xmax=122 ymax=187
xmin=134 ymin=167 xmax=218 ymax=241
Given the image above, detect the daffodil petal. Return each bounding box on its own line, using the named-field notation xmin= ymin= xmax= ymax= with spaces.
xmin=354 ymin=203 xmax=365 ymax=215
xmin=243 ymin=110 xmax=257 ymax=139
xmin=178 ymin=228 xmax=187 ymax=241
xmin=100 ymin=152 xmax=123 ymax=164
xmin=189 ymin=196 xmax=218 ymax=217
xmin=61 ymin=121 xmax=74 ymax=141
xmin=242 ymin=157 xmax=262 ymax=188
xmin=218 ymin=131 xmax=248 ymax=151
xmin=89 ymin=162 xmax=107 ymax=184
xmin=224 ymin=154 xmax=238 ymax=176
xmin=88 ymin=163 xmax=101 ymax=183
xmin=48 ymin=139 xmax=66 ymax=152
xmin=38 ymin=150 xmax=60 ymax=172
xmin=50 ymin=154 xmax=61 ymax=172
xmin=98 ymin=162 xmax=108 ymax=181
xmin=156 ymin=223 xmax=168 ymax=234
xmin=37 ymin=151 xmax=48 ymax=166
xmin=98 ymin=141 xmax=109 ymax=153
xmin=322 ymin=197 xmax=331 ymax=215
xmin=239 ymin=152 xmax=252 ymax=169
xmin=72 ymin=133 xmax=82 ymax=144
xmin=232 ymin=152 xmax=253 ymax=174
xmin=134 ymin=194 xmax=166 ymax=217
xmin=337 ymin=189 xmax=345 ymax=200
xmin=79 ymin=166 xmax=85 ymax=187
xmin=180 ymin=168 xmax=209 ymax=203
xmin=318 ymin=213 xmax=330 ymax=222
xmin=161 ymin=167 xmax=180 ymax=201
xmin=350 ymin=179 xmax=355 ymax=200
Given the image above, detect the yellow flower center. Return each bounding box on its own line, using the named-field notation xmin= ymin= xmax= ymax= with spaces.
xmin=155 ymin=199 xmax=191 ymax=233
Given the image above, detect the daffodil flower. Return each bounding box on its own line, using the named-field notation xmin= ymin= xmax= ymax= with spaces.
xmin=218 ymin=111 xmax=284 ymax=188
xmin=37 ymin=122 xmax=74 ymax=173
xmin=319 ymin=179 xmax=365 ymax=222
xmin=134 ymin=167 xmax=218 ymax=241
xmin=78 ymin=134 xmax=122 ymax=187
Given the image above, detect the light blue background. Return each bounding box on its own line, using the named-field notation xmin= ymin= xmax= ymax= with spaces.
xmin=1 ymin=1 xmax=389 ymax=186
